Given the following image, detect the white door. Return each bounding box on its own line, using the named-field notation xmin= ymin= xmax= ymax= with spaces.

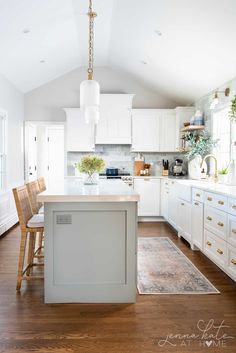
xmin=26 ymin=124 xmax=37 ymax=181
xmin=191 ymin=201 xmax=203 ymax=250
xmin=46 ymin=127 xmax=65 ymax=187
xmin=131 ymin=110 xmax=160 ymax=152
xmin=134 ymin=178 xmax=160 ymax=216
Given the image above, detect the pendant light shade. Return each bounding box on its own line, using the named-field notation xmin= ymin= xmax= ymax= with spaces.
xmin=80 ymin=79 xmax=100 ymax=123
xmin=80 ymin=0 xmax=100 ymax=124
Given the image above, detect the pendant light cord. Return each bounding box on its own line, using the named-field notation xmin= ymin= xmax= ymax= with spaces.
xmin=87 ymin=0 xmax=97 ymax=80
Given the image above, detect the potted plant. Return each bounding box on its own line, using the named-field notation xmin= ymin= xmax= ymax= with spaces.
xmin=183 ymin=131 xmax=218 ymax=179
xmin=229 ymin=95 xmax=236 ymax=123
xmin=76 ymin=155 xmax=105 ymax=184
xmin=218 ymin=166 xmax=229 ymax=184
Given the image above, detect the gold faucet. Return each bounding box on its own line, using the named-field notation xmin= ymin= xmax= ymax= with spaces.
xmin=200 ymin=154 xmax=218 ymax=182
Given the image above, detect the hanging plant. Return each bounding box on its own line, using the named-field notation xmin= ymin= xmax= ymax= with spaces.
xmin=229 ymin=95 xmax=236 ymax=123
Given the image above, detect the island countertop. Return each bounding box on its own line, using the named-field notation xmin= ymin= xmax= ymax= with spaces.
xmin=37 ymin=179 xmax=140 ymax=203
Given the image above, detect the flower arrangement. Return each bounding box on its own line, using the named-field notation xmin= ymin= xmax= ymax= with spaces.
xmin=183 ymin=131 xmax=218 ymax=160
xmin=76 ymin=155 xmax=105 ymax=175
xmin=229 ymin=95 xmax=236 ymax=123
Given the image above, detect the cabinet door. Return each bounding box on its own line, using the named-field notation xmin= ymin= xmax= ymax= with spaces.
xmin=159 ymin=111 xmax=177 ymax=152
xmin=96 ymin=94 xmax=133 ymax=144
xmin=65 ymin=108 xmax=95 ymax=152
xmin=131 ymin=110 xmax=160 ymax=152
xmin=177 ymin=199 xmax=191 ymax=242
xmin=168 ymin=181 xmax=178 ymax=229
xmin=161 ymin=180 xmax=169 ymax=219
xmin=134 ymin=178 xmax=160 ymax=216
xmin=191 ymin=201 xmax=203 ymax=250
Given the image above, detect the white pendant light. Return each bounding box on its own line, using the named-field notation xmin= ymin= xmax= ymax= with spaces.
xmin=80 ymin=0 xmax=100 ymax=124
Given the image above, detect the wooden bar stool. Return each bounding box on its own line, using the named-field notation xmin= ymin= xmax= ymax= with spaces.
xmin=37 ymin=176 xmax=46 ymax=192
xmin=13 ymin=185 xmax=44 ymax=291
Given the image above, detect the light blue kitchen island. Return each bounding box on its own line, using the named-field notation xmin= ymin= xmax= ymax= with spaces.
xmin=37 ymin=179 xmax=139 ymax=304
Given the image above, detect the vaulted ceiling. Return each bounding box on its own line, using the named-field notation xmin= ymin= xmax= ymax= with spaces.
xmin=0 ymin=0 xmax=235 ymax=104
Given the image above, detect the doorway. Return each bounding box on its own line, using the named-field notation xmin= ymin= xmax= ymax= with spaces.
xmin=24 ymin=122 xmax=65 ymax=188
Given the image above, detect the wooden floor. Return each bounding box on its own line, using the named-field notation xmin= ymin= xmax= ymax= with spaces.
xmin=0 ymin=222 xmax=236 ymax=353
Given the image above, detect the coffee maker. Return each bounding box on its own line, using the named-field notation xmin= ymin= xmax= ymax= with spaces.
xmin=172 ymin=158 xmax=184 ymax=176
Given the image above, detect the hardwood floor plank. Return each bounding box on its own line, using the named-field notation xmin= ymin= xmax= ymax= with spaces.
xmin=0 ymin=223 xmax=235 ymax=353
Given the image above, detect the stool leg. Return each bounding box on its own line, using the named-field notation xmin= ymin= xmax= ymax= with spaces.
xmin=16 ymin=231 xmax=27 ymax=291
xmin=26 ymin=233 xmax=35 ymax=276
xmin=38 ymin=232 xmax=44 ymax=255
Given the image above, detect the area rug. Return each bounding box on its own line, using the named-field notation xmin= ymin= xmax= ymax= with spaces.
xmin=138 ymin=237 xmax=219 ymax=294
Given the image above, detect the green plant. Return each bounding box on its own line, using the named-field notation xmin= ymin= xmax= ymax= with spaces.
xmin=229 ymin=95 xmax=236 ymax=122
xmin=183 ymin=131 xmax=218 ymax=160
xmin=218 ymin=166 xmax=229 ymax=175
xmin=76 ymin=155 xmax=105 ymax=175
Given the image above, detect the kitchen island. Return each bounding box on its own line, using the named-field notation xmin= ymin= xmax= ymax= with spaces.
xmin=37 ymin=179 xmax=139 ymax=304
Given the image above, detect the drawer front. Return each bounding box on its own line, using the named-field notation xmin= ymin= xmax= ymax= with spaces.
xmin=228 ymin=198 xmax=236 ymax=216
xmin=204 ymin=206 xmax=227 ymax=240
xmin=204 ymin=192 xmax=227 ymax=212
xmin=226 ymin=244 xmax=236 ymax=281
xmin=204 ymin=229 xmax=227 ymax=268
xmin=228 ymin=214 xmax=236 ymax=247
xmin=192 ymin=188 xmax=204 ymax=203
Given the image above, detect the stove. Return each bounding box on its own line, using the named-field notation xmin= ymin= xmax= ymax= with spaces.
xmin=99 ymin=172 xmax=133 ymax=187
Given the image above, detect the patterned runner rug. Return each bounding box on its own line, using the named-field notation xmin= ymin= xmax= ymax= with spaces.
xmin=138 ymin=237 xmax=219 ymax=294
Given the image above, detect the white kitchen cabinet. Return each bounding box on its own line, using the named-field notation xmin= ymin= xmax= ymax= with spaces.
xmin=167 ymin=180 xmax=178 ymax=229
xmin=65 ymin=108 xmax=95 ymax=152
xmin=134 ymin=178 xmax=160 ymax=216
xmin=191 ymin=200 xmax=204 ymax=250
xmin=177 ymin=198 xmax=192 ymax=244
xmin=159 ymin=110 xmax=177 ymax=152
xmin=96 ymin=94 xmax=134 ymax=144
xmin=131 ymin=110 xmax=160 ymax=152
xmin=161 ymin=179 xmax=169 ymax=219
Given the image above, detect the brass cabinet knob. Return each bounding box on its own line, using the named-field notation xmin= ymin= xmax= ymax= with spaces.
xmin=232 ymin=229 xmax=236 ymax=234
xmin=218 ymin=200 xmax=224 ymax=205
xmin=232 ymin=205 xmax=236 ymax=209
xmin=217 ymin=249 xmax=223 ymax=255
xmin=231 ymin=259 xmax=236 ymax=265
xmin=207 ymin=197 xmax=213 ymax=201
xmin=196 ymin=193 xmax=201 ymax=197
xmin=206 ymin=241 xmax=212 ymax=246
xmin=194 ymin=202 xmax=199 ymax=206
xmin=217 ymin=222 xmax=224 ymax=227
xmin=207 ymin=216 xmax=212 ymax=221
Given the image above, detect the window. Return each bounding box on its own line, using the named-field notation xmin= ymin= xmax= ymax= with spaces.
xmin=0 ymin=110 xmax=7 ymax=190
xmin=212 ymin=108 xmax=231 ymax=170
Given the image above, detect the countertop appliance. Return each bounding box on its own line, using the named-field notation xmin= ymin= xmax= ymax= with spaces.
xmin=172 ymin=158 xmax=184 ymax=176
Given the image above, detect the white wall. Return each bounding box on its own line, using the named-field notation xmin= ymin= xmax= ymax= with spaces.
xmin=0 ymin=74 xmax=24 ymax=188
xmin=24 ymin=66 xmax=177 ymax=122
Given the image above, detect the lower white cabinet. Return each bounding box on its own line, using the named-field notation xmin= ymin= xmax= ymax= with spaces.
xmin=177 ymin=198 xmax=191 ymax=243
xmin=167 ymin=181 xmax=178 ymax=229
xmin=0 ymin=190 xmax=18 ymax=237
xmin=204 ymin=229 xmax=227 ymax=269
xmin=191 ymin=200 xmax=204 ymax=250
xmin=226 ymin=244 xmax=236 ymax=281
xmin=134 ymin=178 xmax=160 ymax=216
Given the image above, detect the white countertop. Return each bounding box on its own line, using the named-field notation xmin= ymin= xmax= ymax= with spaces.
xmin=37 ymin=179 xmax=139 ymax=203
xmin=176 ymin=179 xmax=236 ymax=198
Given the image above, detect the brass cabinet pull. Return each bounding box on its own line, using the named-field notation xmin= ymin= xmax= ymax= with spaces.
xmin=232 ymin=229 xmax=236 ymax=234
xmin=217 ymin=249 xmax=223 ymax=255
xmin=232 ymin=205 xmax=236 ymax=209
xmin=196 ymin=193 xmax=201 ymax=197
xmin=207 ymin=216 xmax=212 ymax=221
xmin=231 ymin=259 xmax=236 ymax=265
xmin=217 ymin=222 xmax=224 ymax=227
xmin=207 ymin=197 xmax=213 ymax=201
xmin=218 ymin=200 xmax=224 ymax=205
xmin=206 ymin=241 xmax=212 ymax=246
xmin=194 ymin=202 xmax=199 ymax=206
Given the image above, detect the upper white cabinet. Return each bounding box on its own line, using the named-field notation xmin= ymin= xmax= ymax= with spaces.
xmin=131 ymin=110 xmax=160 ymax=152
xmin=131 ymin=109 xmax=177 ymax=152
xmin=159 ymin=110 xmax=177 ymax=152
xmin=65 ymin=108 xmax=95 ymax=152
xmin=96 ymin=94 xmax=134 ymax=144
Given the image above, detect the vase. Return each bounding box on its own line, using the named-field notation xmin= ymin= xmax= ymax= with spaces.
xmin=188 ymin=155 xmax=207 ymax=180
xmin=218 ymin=174 xmax=228 ymax=184
xmin=82 ymin=172 xmax=99 ymax=185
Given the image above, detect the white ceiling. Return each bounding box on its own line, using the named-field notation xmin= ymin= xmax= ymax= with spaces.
xmin=0 ymin=0 xmax=236 ymax=104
